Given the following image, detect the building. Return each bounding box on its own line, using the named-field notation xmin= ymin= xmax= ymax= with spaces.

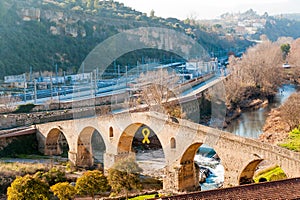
xmin=4 ymin=74 xmax=27 ymax=88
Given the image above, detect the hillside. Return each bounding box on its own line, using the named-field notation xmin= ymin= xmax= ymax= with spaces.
xmin=256 ymin=17 xmax=300 ymax=41
xmin=199 ymin=9 xmax=300 ymax=43
xmin=275 ymin=13 xmax=300 ymax=21
xmin=0 ymin=0 xmax=252 ymax=79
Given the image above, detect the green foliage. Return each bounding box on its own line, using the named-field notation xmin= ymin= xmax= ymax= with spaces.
xmin=7 ymin=174 xmax=50 ymax=200
xmin=279 ymin=127 xmax=300 ymax=151
xmin=129 ymin=194 xmax=160 ymax=200
xmin=253 ymin=165 xmax=287 ymax=183
xmin=75 ymin=170 xmax=110 ymax=199
xmin=50 ymin=182 xmax=76 ymax=200
xmin=0 ymin=134 xmax=39 ymax=157
xmin=38 ymin=167 xmax=67 ymax=186
xmin=108 ymin=158 xmax=142 ymax=199
xmin=13 ymin=103 xmax=36 ymax=113
xmin=281 ymin=43 xmax=291 ymax=54
xmin=281 ymin=43 xmax=291 ymax=60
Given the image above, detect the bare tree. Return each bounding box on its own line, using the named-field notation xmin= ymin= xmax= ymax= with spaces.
xmin=279 ymin=92 xmax=300 ymax=130
xmin=288 ymin=38 xmax=300 ymax=67
xmin=131 ymin=68 xmax=184 ymax=118
xmin=225 ymin=40 xmax=283 ymax=108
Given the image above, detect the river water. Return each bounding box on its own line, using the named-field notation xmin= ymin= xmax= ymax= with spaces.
xmin=136 ymin=147 xmax=224 ymax=191
xmin=225 ymin=84 xmax=298 ymax=138
xmin=136 ymin=84 xmax=298 ymax=191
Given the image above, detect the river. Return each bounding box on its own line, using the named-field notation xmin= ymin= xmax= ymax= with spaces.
xmin=225 ymin=84 xmax=298 ymax=138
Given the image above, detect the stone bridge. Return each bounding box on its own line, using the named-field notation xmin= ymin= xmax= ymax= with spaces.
xmin=35 ymin=111 xmax=300 ymax=191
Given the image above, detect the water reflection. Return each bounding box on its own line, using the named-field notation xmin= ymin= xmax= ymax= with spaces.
xmin=225 ymin=84 xmax=297 ymax=138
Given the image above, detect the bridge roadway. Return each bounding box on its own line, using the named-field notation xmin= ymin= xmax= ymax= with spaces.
xmin=35 ymin=111 xmax=300 ymax=192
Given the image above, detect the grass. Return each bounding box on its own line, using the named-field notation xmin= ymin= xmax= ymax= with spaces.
xmin=253 ymin=165 xmax=287 ymax=183
xmin=279 ymin=127 xmax=300 ymax=152
xmin=129 ymin=194 xmax=160 ymax=200
xmin=5 ymin=154 xmax=50 ymax=159
xmin=0 ymin=162 xmax=47 ymax=177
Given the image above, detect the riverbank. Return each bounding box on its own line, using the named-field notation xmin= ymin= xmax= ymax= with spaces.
xmin=260 ymin=90 xmax=300 ymax=145
xmin=224 ymin=98 xmax=268 ymax=128
xmin=259 ymin=109 xmax=290 ymax=145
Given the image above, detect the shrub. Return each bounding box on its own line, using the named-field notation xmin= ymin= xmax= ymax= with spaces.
xmin=51 ymin=182 xmax=76 ymax=200
xmin=75 ymin=170 xmax=110 ymax=200
xmin=7 ymin=174 xmax=49 ymax=200
xmin=108 ymin=158 xmax=142 ymax=199
xmin=253 ymin=165 xmax=287 ymax=183
xmin=35 ymin=167 xmax=66 ymax=186
xmin=279 ymin=127 xmax=300 ymax=151
xmin=13 ymin=103 xmax=36 ymax=113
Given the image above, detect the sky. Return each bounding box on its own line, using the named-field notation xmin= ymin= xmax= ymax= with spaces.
xmin=117 ymin=0 xmax=300 ymax=20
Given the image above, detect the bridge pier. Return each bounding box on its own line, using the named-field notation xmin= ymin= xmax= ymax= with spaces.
xmin=103 ymin=152 xmax=136 ymax=171
xmin=44 ymin=145 xmax=62 ymax=156
xmin=68 ymin=151 xmax=77 ymax=166
xmin=76 ymin=142 xmax=94 ymax=168
xmin=164 ymin=162 xmax=200 ymax=192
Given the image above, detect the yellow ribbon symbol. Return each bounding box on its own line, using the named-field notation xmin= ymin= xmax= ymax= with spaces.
xmin=142 ymin=128 xmax=151 ymax=144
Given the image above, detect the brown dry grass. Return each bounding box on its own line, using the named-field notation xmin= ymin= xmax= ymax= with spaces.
xmin=0 ymin=161 xmax=47 ymax=177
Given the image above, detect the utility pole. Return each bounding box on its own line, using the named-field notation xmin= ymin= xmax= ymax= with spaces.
xmin=137 ymin=61 xmax=139 ymax=75
xmin=90 ymin=72 xmax=93 ymax=96
xmin=50 ymin=75 xmax=53 ymax=100
xmin=82 ymin=62 xmax=85 ymax=74
xmin=114 ymin=60 xmax=117 ymax=76
xmin=34 ymin=79 xmax=37 ymax=104
xmin=55 ymin=63 xmax=58 ymax=84
xmin=57 ymin=87 xmax=60 ymax=109
xmin=29 ymin=66 xmax=32 ymax=83
xmin=125 ymin=65 xmax=128 ymax=87
xmin=94 ymin=70 xmax=97 ymax=97
xmin=63 ymin=71 xmax=66 ymax=87
xmin=23 ymin=73 xmax=27 ymax=102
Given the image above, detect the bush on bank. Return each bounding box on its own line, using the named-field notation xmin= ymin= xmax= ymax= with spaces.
xmin=279 ymin=127 xmax=300 ymax=151
xmin=253 ymin=165 xmax=287 ymax=183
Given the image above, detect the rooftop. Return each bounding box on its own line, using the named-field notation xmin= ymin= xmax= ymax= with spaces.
xmin=158 ymin=178 xmax=300 ymax=200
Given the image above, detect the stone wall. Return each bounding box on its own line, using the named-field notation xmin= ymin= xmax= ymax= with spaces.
xmin=0 ymin=91 xmax=127 ymax=130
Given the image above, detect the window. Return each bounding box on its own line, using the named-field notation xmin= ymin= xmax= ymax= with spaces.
xmin=109 ymin=127 xmax=113 ymax=138
xmin=171 ymin=137 xmax=176 ymax=149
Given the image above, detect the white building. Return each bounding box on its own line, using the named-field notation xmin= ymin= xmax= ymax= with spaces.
xmin=4 ymin=74 xmax=27 ymax=88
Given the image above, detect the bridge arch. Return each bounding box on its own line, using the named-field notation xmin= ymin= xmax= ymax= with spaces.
xmin=239 ymin=159 xmax=263 ymax=185
xmin=178 ymin=143 xmax=225 ymax=191
xmin=117 ymin=123 xmax=166 ymax=168
xmin=118 ymin=123 xmax=165 ymax=153
xmin=239 ymin=158 xmax=288 ymax=185
xmin=76 ymin=126 xmax=107 ymax=168
xmin=45 ymin=128 xmax=69 ymax=157
xmin=178 ymin=143 xmax=202 ymax=191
